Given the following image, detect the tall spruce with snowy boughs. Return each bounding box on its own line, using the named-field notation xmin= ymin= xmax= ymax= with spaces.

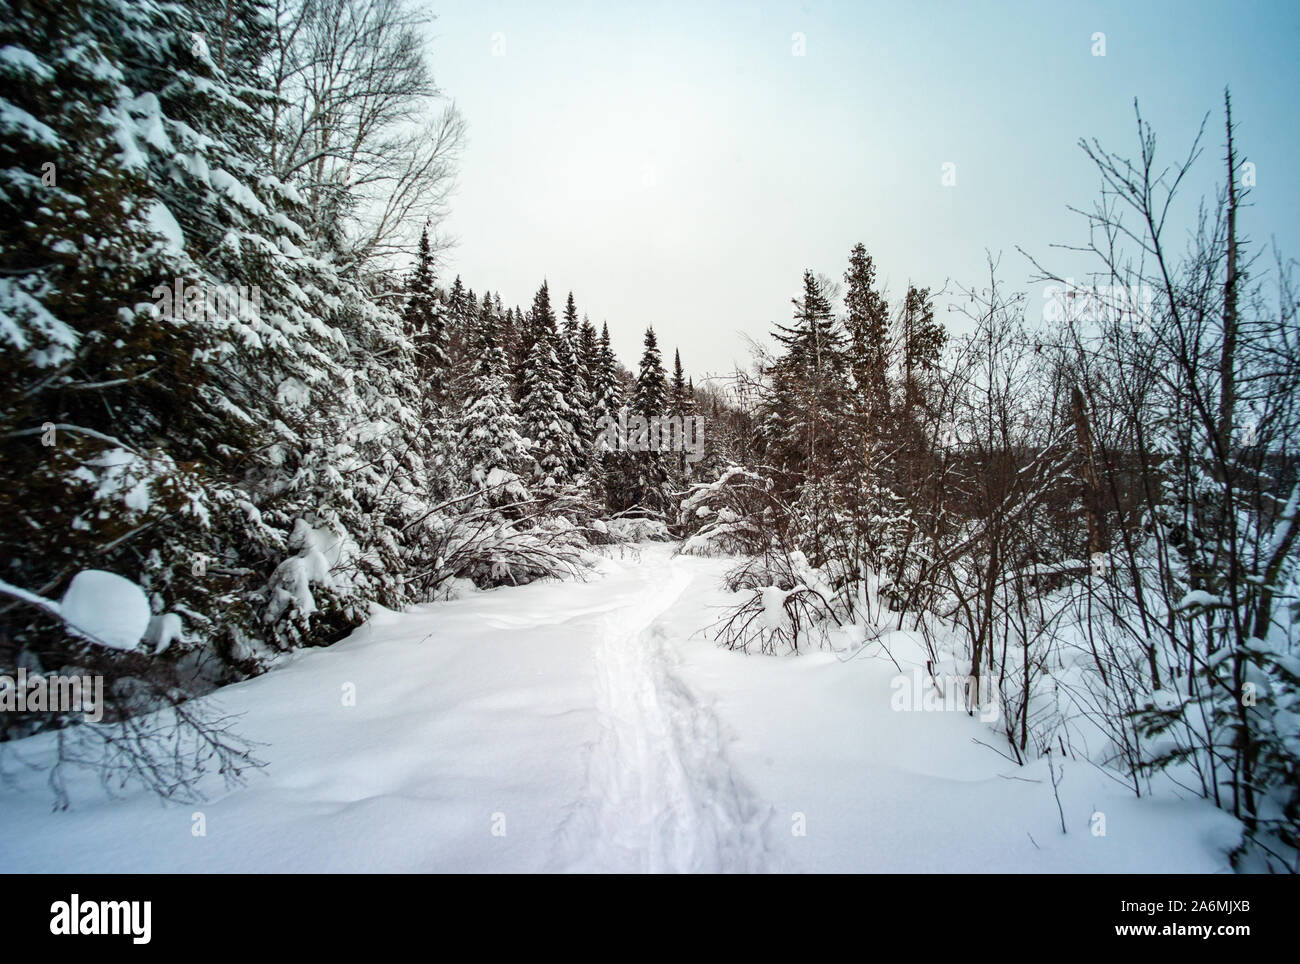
xmin=0 ymin=0 xmax=380 ymax=677
xmin=402 ymin=226 xmax=458 ymax=501
xmin=899 ymin=284 xmax=944 ymax=423
xmin=670 ymin=349 xmax=692 ymax=416
xmin=0 ymin=0 xmax=219 ymax=687
xmin=590 ymin=321 xmax=624 ymax=506
xmin=0 ymin=0 xmax=480 ymax=694
xmin=457 ymin=292 xmax=531 ymax=504
xmin=760 ymin=270 xmax=852 ymax=490
xmin=559 ymin=292 xmax=595 ymax=475
xmin=404 ymin=227 xmax=449 ymax=389
xmin=445 ymin=275 xmax=477 ymax=403
xmin=578 ymin=316 xmax=600 ymax=394
xmin=669 ymin=348 xmax=693 ymax=481
xmin=837 ymin=243 xmax=907 ymax=579
xmin=509 ymin=302 xmax=534 ymax=402
xmin=591 ymin=322 xmax=622 ymax=430
xmin=843 ymin=243 xmax=891 ymax=420
xmin=519 ymin=282 xmax=579 ymax=485
xmin=623 ymin=326 xmax=671 ymax=515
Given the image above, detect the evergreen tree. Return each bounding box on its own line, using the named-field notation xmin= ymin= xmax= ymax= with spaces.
xmin=445 ymin=276 xmax=469 ymax=329
xmin=592 ymin=322 xmax=623 ymax=425
xmin=510 ymin=303 xmax=535 ymax=402
xmin=670 ymin=349 xmax=693 ymax=416
xmin=760 ymin=270 xmax=852 ymax=488
xmin=578 ymin=315 xmax=600 ymax=387
xmin=0 ymin=0 xmax=402 ymax=676
xmin=900 ymin=284 xmax=945 ymax=420
xmin=589 ymin=322 xmax=625 ymax=505
xmin=668 ymin=348 xmax=694 ymax=481
xmin=519 ymin=282 xmax=579 ymax=484
xmin=457 ymin=292 xmax=531 ymax=503
xmin=627 ymin=326 xmax=671 ymax=514
xmin=557 ymin=293 xmax=594 ymax=473
xmin=403 ymin=226 xmax=450 ymax=394
xmin=843 ymin=242 xmax=891 ymax=419
xmin=0 ymin=0 xmax=218 ymax=667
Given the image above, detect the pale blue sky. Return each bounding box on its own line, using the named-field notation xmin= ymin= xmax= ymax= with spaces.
xmin=425 ymin=0 xmax=1300 ymax=375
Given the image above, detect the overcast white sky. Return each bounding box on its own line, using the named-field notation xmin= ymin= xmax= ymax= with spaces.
xmin=424 ymin=0 xmax=1300 ymax=378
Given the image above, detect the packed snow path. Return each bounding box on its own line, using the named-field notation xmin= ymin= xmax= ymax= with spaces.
xmin=556 ymin=559 xmax=773 ymax=871
xmin=0 ymin=544 xmax=1237 ymax=873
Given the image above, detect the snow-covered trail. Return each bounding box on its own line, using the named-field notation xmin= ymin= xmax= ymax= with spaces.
xmin=0 ymin=544 xmax=775 ymax=873
xmin=554 ymin=557 xmax=775 ymax=871
xmin=0 ymin=543 xmax=1238 ymax=873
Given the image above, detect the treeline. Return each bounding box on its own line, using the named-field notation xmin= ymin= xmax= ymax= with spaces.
xmin=410 ymin=257 xmax=733 ymax=517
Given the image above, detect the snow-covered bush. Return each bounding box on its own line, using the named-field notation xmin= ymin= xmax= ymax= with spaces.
xmin=605 ymin=516 xmax=672 ymax=543
xmin=677 ymin=466 xmax=775 ymax=556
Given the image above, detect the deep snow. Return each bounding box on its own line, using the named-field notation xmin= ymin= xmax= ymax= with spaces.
xmin=0 ymin=544 xmax=1239 ymax=872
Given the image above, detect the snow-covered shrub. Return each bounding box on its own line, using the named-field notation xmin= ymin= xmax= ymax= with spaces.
xmin=709 ymin=546 xmax=845 ymax=654
xmin=605 ymin=516 xmax=672 ymax=543
xmin=677 ymin=466 xmax=775 ymax=556
xmin=712 ymin=580 xmax=842 ymax=655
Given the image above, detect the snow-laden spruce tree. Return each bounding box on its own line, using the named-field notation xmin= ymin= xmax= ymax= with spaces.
xmin=843 ymin=243 xmax=892 ymax=422
xmin=2 ymin=0 xmax=469 ymax=672
xmin=591 ymin=322 xmax=623 ymax=430
xmin=758 ymin=270 xmax=853 ymax=494
xmin=519 ymin=282 xmax=581 ymax=486
xmin=444 ymin=274 xmax=478 ymax=404
xmin=588 ymin=321 xmax=626 ymax=507
xmin=558 ymin=292 xmax=595 ymax=475
xmin=621 ymin=326 xmax=672 ymax=516
xmin=0 ymin=0 xmax=218 ymax=665
xmin=668 ymin=347 xmax=694 ymax=484
xmin=404 ymin=227 xmax=451 ymax=392
xmin=401 ymin=226 xmax=459 ymax=504
xmin=457 ymin=293 xmax=532 ymax=505
xmin=0 ymin=0 xmax=327 ymax=796
xmin=0 ymin=0 xmax=360 ymax=670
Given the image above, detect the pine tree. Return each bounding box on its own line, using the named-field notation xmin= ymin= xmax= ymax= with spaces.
xmin=668 ymin=348 xmax=695 ymax=481
xmin=760 ymin=270 xmax=852 ymax=488
xmin=588 ymin=322 xmax=625 ymax=505
xmin=0 ymin=0 xmax=395 ymax=677
xmin=510 ymin=303 xmax=535 ymax=402
xmin=592 ymin=322 xmax=623 ymax=425
xmin=0 ymin=0 xmax=218 ymax=667
xmin=900 ymin=284 xmax=945 ymax=420
xmin=627 ymin=326 xmax=671 ymax=514
xmin=519 ymin=282 xmax=579 ymax=485
xmin=670 ymin=349 xmax=693 ymax=416
xmin=458 ymin=292 xmax=531 ymax=503
xmin=403 ymin=227 xmax=450 ymax=394
xmin=843 ymin=242 xmax=891 ymax=419
xmin=448 ymin=279 xmax=478 ymax=405
xmin=446 ymin=276 xmax=469 ymax=329
xmin=578 ymin=315 xmax=600 ymax=388
xmin=557 ymin=293 xmax=595 ymax=474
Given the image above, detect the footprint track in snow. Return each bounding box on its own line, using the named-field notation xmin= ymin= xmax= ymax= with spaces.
xmin=554 ymin=561 xmax=776 ymax=872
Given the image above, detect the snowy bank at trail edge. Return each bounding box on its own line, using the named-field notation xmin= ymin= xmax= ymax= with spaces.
xmin=0 ymin=544 xmax=1238 ymax=872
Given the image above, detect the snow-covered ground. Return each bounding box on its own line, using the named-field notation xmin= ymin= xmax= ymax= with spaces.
xmin=0 ymin=544 xmax=1239 ymax=873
